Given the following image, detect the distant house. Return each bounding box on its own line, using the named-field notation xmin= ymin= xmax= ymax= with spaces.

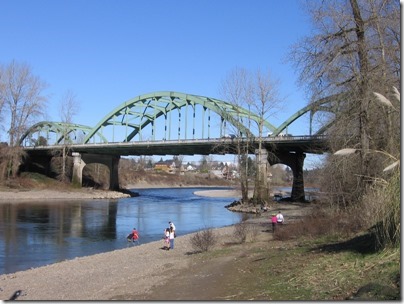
xmin=186 ymin=164 xmax=195 ymax=171
xmin=154 ymin=160 xmax=176 ymax=173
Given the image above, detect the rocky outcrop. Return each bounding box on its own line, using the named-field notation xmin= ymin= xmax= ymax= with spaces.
xmin=225 ymin=200 xmax=267 ymax=214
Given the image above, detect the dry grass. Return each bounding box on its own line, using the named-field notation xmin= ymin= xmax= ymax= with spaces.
xmin=273 ymin=206 xmax=358 ymax=242
xmin=215 ymin=221 xmax=400 ymax=300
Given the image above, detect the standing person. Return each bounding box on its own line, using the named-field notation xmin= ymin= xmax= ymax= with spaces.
xmin=168 ymin=226 xmax=175 ymax=250
xmin=169 ymin=221 xmax=176 ymax=237
xmin=163 ymin=228 xmax=170 ymax=250
xmin=276 ymin=211 xmax=284 ymax=224
xmin=271 ymin=213 xmax=277 ymax=232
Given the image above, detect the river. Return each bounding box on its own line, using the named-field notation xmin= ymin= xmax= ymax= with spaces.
xmin=0 ymin=187 xmax=244 ymax=275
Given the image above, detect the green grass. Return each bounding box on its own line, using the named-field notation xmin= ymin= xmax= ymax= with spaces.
xmin=240 ymin=238 xmax=399 ymax=300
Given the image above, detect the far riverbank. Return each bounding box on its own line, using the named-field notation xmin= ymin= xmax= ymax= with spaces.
xmin=0 ymin=186 xmax=241 ymax=202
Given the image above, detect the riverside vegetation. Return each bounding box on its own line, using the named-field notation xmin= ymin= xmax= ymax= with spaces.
xmin=183 ymin=205 xmax=400 ymax=301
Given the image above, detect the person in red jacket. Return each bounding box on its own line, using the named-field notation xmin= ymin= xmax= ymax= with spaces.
xmin=271 ymin=214 xmax=277 ymax=232
xmin=130 ymin=228 xmax=139 ymax=245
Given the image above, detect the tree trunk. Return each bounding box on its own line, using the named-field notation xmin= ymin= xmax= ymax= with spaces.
xmin=350 ymin=0 xmax=370 ymax=180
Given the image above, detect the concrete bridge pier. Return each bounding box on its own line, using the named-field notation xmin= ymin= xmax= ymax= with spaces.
xmin=253 ymin=149 xmax=270 ymax=203
xmin=108 ymin=156 xmax=120 ymax=191
xmin=72 ymin=153 xmax=121 ymax=191
xmin=273 ymin=151 xmax=306 ymax=202
xmin=72 ymin=152 xmax=85 ymax=187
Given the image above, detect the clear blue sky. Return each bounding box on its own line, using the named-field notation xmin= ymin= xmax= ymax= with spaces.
xmin=0 ymin=0 xmax=325 ymax=168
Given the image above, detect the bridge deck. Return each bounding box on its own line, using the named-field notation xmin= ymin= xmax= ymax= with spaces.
xmin=23 ymin=136 xmax=328 ymax=156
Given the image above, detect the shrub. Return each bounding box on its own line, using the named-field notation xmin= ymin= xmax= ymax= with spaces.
xmin=273 ymin=206 xmax=359 ymax=241
xmin=249 ymin=224 xmax=260 ymax=242
xmin=233 ymin=222 xmax=248 ymax=243
xmin=373 ymin=169 xmax=400 ymax=248
xmin=233 ymin=222 xmax=261 ymax=243
xmin=190 ymin=228 xmax=217 ymax=252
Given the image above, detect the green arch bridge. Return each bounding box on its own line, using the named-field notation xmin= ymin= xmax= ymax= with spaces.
xmin=19 ymin=91 xmax=346 ymax=201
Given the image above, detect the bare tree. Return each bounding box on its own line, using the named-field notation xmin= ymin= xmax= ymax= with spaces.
xmin=0 ymin=60 xmax=48 ymax=179
xmin=250 ymin=69 xmax=282 ymax=204
xmin=219 ymin=67 xmax=253 ymax=202
xmin=57 ymin=90 xmax=79 ymax=182
xmin=199 ymin=155 xmax=214 ymax=173
xmin=290 ymin=0 xmax=400 ymax=205
xmin=1 ymin=60 xmax=48 ymax=146
xmin=220 ymin=67 xmax=282 ymax=204
xmin=0 ymin=67 xmax=5 ymax=134
xmin=173 ymin=155 xmax=184 ymax=174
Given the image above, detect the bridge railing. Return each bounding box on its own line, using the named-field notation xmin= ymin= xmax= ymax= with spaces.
xmin=22 ymin=134 xmax=327 ymax=149
xmin=78 ymin=134 xmax=327 ymax=145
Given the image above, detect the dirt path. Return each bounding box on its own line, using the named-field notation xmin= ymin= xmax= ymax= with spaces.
xmin=135 ymin=238 xmax=269 ymax=300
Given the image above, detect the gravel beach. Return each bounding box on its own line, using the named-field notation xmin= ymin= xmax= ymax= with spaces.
xmin=0 ymin=187 xmax=242 ymax=300
xmin=0 ymin=224 xmax=237 ymax=300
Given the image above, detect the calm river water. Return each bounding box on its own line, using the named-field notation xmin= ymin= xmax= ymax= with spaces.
xmin=0 ymin=187 xmax=245 ymax=275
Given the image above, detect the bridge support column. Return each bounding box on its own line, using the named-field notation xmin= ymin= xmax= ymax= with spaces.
xmin=290 ymin=152 xmax=306 ymax=201
xmin=109 ymin=156 xmax=120 ymax=191
xmin=72 ymin=152 xmax=85 ymax=188
xmin=253 ymin=149 xmax=270 ymax=203
xmin=277 ymin=152 xmax=306 ymax=201
xmin=79 ymin=154 xmax=121 ymax=191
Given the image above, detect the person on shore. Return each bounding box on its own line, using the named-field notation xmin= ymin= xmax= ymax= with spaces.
xmin=169 ymin=226 xmax=175 ymax=250
xmin=276 ymin=211 xmax=284 ymax=224
xmin=163 ymin=227 xmax=170 ymax=250
xmin=271 ymin=213 xmax=277 ymax=232
xmin=169 ymin=221 xmax=176 ymax=237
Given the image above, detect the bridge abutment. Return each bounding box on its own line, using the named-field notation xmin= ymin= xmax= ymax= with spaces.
xmin=72 ymin=153 xmax=121 ymax=191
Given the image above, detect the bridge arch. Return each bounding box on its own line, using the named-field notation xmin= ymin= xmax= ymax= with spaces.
xmin=18 ymin=121 xmax=108 ymax=146
xmin=272 ymin=92 xmax=349 ymax=136
xmin=83 ymin=91 xmax=277 ymax=144
xmin=18 ymin=92 xmax=344 ymax=147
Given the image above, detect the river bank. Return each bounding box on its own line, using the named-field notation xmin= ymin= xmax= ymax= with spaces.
xmin=0 ymin=201 xmax=310 ymax=301
xmin=0 ymin=185 xmax=294 ymax=300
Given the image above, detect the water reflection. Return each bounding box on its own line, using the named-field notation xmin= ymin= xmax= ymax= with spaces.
xmin=0 ymin=187 xmax=242 ymax=275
